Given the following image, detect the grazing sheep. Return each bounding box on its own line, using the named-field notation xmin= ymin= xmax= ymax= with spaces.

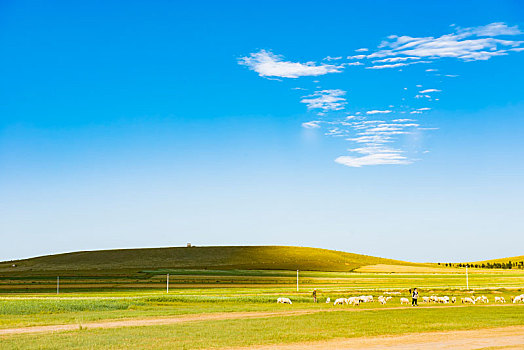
xmin=277 ymin=297 xmax=292 ymax=304
xmin=480 ymin=296 xmax=489 ymax=303
xmin=326 ymin=297 xmax=331 ymax=303
xmin=436 ymin=296 xmax=449 ymax=304
xmin=386 ymin=296 xmax=392 ymax=301
xmin=494 ymin=296 xmax=505 ymax=303
xmin=422 ymin=296 xmax=430 ymax=303
xmin=512 ymin=295 xmax=524 ymax=304
xmin=400 ymin=297 xmax=409 ymax=305
xmin=461 ymin=297 xmax=475 ymax=304
xmin=334 ymin=298 xmax=347 ymax=305
xmin=451 ymin=297 xmax=457 ymax=303
xmin=378 ymin=296 xmax=387 ymax=305
xmin=347 ymin=297 xmax=361 ymax=306
xmin=359 ymin=295 xmax=374 ymax=303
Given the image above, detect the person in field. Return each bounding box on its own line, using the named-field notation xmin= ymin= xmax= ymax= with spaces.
xmin=312 ymin=289 xmax=317 ymax=303
xmin=412 ymin=288 xmax=419 ymax=306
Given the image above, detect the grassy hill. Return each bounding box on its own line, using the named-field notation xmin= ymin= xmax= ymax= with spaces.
xmin=0 ymin=246 xmax=422 ymax=276
xmin=472 ymin=255 xmax=524 ymax=267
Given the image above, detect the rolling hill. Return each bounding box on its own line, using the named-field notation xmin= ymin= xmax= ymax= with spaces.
xmin=472 ymin=255 xmax=524 ymax=266
xmin=0 ymin=246 xmax=425 ymax=276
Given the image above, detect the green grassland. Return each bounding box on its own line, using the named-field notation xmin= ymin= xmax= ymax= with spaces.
xmin=2 ymin=305 xmax=524 ymax=349
xmin=1 ymin=246 xmax=524 ymax=349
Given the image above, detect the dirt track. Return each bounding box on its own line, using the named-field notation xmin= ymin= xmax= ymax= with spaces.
xmin=234 ymin=326 xmax=524 ymax=350
xmin=0 ymin=310 xmax=321 ymax=336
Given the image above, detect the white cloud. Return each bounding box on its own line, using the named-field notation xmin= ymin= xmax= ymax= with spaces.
xmin=302 ymin=120 xmax=322 ymax=129
xmin=324 ymin=56 xmax=343 ymax=61
xmin=239 ymin=50 xmax=343 ymax=78
xmin=366 ymin=110 xmax=392 ymax=114
xmin=419 ymin=89 xmax=441 ymax=93
xmin=344 ymin=62 xmax=364 ymax=66
xmin=426 ymin=68 xmax=438 ymax=72
xmin=335 ymin=149 xmax=411 ymax=167
xmin=393 ymin=118 xmax=415 ymax=122
xmin=301 ymin=89 xmax=347 ymax=112
xmin=367 ymin=62 xmax=409 ymax=69
xmin=372 ymin=56 xmax=420 ymax=63
xmin=355 ymin=48 xmax=369 ymax=52
xmin=457 ymin=22 xmax=522 ymax=37
xmin=368 ymin=22 xmax=523 ymax=62
xmin=348 ymin=54 xmax=367 ymax=60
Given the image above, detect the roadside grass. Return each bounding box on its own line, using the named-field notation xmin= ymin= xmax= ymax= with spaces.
xmin=2 ymin=305 xmax=524 ymax=349
xmin=0 ymin=287 xmax=522 ymax=329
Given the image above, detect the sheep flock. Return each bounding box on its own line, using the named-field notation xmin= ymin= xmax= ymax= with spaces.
xmin=276 ymin=293 xmax=524 ymax=306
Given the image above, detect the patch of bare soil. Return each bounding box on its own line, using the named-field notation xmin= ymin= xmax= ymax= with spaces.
xmin=234 ymin=326 xmax=524 ymax=350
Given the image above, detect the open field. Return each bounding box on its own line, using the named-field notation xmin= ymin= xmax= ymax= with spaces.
xmin=1 ymin=246 xmax=524 ymax=349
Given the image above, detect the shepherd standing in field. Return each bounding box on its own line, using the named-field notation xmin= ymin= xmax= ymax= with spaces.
xmin=412 ymin=288 xmax=419 ymax=306
xmin=312 ymin=289 xmax=317 ymax=303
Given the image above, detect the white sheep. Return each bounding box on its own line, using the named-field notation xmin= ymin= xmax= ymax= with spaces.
xmin=359 ymin=295 xmax=373 ymax=303
xmin=334 ymin=298 xmax=347 ymax=305
xmin=277 ymin=297 xmax=292 ymax=304
xmin=400 ymin=297 xmax=409 ymax=305
xmin=512 ymin=295 xmax=524 ymax=303
xmin=326 ymin=297 xmax=331 ymax=303
xmin=461 ymin=297 xmax=475 ymax=304
xmin=421 ymin=296 xmax=430 ymax=303
xmin=347 ymin=296 xmax=361 ymax=306
xmin=494 ymin=296 xmax=505 ymax=303
xmin=451 ymin=297 xmax=457 ymax=303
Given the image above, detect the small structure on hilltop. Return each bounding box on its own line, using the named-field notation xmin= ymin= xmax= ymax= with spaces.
xmin=187 ymin=243 xmax=192 ymax=247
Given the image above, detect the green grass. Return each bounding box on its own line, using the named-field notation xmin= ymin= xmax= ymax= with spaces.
xmin=0 ymin=246 xmax=424 ymax=278
xmin=2 ymin=305 xmax=524 ymax=349
xmin=0 ymin=286 xmax=522 ymax=329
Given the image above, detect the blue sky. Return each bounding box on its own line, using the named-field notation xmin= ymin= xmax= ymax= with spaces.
xmin=1 ymin=0 xmax=523 ymax=262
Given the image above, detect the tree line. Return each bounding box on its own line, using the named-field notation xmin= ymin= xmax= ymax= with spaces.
xmin=437 ymin=261 xmax=524 ymax=269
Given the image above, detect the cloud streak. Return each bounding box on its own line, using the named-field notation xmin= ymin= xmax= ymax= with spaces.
xmin=239 ymin=50 xmax=343 ymax=78
xmin=300 ymin=89 xmax=347 ymax=112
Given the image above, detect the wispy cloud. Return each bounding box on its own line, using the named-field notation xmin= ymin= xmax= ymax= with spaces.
xmin=300 ymin=89 xmax=347 ymax=112
xmin=367 ymin=22 xmax=523 ymax=61
xmin=347 ymin=54 xmax=367 ymax=60
xmin=456 ymin=22 xmax=522 ymax=37
xmin=366 ymin=110 xmax=392 ymax=114
xmin=335 ymin=148 xmax=411 ymax=167
xmin=239 ymin=50 xmax=343 ymax=78
xmin=239 ymin=22 xmax=523 ymax=168
xmin=372 ymin=56 xmax=420 ymax=63
xmin=302 ymin=120 xmax=322 ymax=129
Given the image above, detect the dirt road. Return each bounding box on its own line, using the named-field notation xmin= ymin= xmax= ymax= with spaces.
xmin=234 ymin=326 xmax=524 ymax=350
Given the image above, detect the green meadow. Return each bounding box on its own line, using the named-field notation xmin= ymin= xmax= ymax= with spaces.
xmin=1 ymin=246 xmax=524 ymax=349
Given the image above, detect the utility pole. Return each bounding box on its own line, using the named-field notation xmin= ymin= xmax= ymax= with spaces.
xmin=57 ymin=276 xmax=59 ymax=295
xmin=466 ymin=265 xmax=469 ymax=290
xmin=167 ymin=273 xmax=169 ymax=294
xmin=296 ymin=270 xmax=299 ymax=292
